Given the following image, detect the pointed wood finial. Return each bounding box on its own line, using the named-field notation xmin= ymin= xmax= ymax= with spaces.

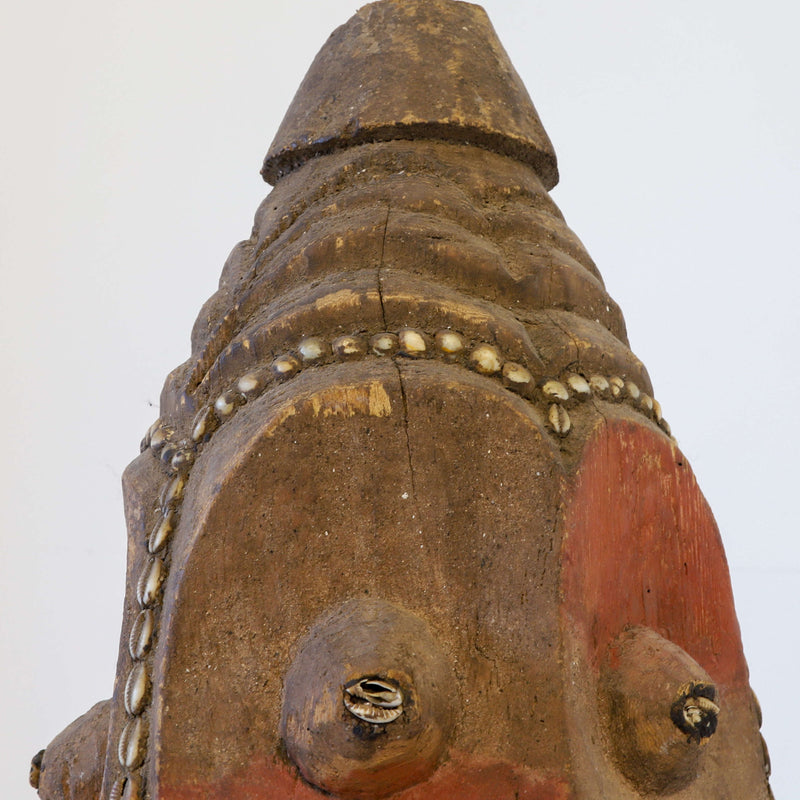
xmin=262 ymin=0 xmax=558 ymax=188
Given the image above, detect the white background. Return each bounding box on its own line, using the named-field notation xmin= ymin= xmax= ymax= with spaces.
xmin=1 ymin=1 xmax=797 ymax=797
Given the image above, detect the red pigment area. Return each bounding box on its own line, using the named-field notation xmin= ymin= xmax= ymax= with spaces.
xmin=398 ymin=754 xmax=570 ymax=800
xmin=156 ymin=752 xmax=570 ymax=800
xmin=561 ymin=418 xmax=748 ymax=686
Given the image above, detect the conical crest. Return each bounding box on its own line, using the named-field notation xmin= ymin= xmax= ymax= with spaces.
xmin=263 ymin=0 xmax=558 ymax=189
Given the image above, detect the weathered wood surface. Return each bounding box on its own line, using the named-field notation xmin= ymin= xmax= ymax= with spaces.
xmin=31 ymin=1 xmax=772 ymax=798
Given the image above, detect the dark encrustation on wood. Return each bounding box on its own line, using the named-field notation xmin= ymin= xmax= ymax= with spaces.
xmin=31 ymin=2 xmax=773 ymax=799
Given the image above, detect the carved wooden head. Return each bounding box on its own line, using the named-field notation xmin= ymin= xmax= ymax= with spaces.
xmin=31 ymin=2 xmax=772 ymax=799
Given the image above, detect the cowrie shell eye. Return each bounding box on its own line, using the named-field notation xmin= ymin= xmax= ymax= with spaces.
xmin=343 ymin=677 xmax=404 ymax=723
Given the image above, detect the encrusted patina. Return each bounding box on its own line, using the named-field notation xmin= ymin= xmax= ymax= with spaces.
xmin=32 ymin=2 xmax=773 ymax=798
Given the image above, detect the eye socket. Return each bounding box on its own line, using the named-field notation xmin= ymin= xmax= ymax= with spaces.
xmin=281 ymin=598 xmax=456 ymax=800
xmin=599 ymin=627 xmax=720 ymax=795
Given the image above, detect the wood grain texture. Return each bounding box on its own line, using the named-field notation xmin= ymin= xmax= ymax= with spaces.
xmin=30 ymin=2 xmax=772 ymax=798
xmin=560 ymin=414 xmax=768 ymax=798
xmin=562 ymin=416 xmax=746 ymax=685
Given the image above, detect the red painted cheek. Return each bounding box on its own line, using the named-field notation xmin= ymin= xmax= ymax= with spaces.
xmin=157 ymin=753 xmax=571 ymax=800
xmin=395 ymin=753 xmax=571 ymax=800
xmin=561 ymin=418 xmax=748 ymax=686
xmin=157 ymin=759 xmax=320 ymax=800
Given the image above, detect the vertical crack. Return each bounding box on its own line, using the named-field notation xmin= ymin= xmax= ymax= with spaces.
xmin=375 ymin=198 xmax=416 ymax=501
xmin=397 ymin=367 xmax=418 ymax=503
xmin=543 ymin=308 xmax=581 ymax=368
xmin=377 ymin=201 xmax=391 ymax=329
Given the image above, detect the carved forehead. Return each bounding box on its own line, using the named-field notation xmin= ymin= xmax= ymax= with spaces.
xmin=154 ymin=361 xmax=568 ymax=783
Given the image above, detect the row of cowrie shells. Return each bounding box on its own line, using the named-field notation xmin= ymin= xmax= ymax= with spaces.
xmin=112 ymin=430 xmax=197 ymax=800
xmin=121 ymin=327 xmax=670 ymax=798
xmin=538 ymin=374 xmax=668 ymax=437
xmin=185 ymin=328 xmax=670 ymax=443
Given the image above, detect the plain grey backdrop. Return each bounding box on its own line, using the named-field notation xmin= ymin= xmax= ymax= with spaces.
xmin=2 ymin=0 xmax=797 ymax=797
